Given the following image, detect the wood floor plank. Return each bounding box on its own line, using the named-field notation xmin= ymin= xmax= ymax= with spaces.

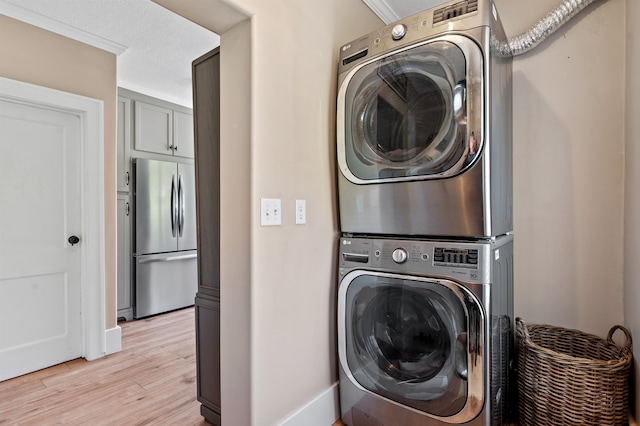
xmin=0 ymin=307 xmax=204 ymax=425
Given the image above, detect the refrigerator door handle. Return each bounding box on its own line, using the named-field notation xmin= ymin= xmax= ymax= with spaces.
xmin=171 ymin=174 xmax=177 ymax=238
xmin=137 ymin=253 xmax=198 ymax=264
xmin=178 ymin=174 xmax=185 ymax=237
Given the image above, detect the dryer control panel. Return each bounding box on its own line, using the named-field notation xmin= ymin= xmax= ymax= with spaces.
xmin=337 ymin=0 xmax=489 ymax=76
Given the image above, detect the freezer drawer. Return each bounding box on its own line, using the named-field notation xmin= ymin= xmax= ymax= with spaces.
xmin=134 ymin=251 xmax=198 ymax=318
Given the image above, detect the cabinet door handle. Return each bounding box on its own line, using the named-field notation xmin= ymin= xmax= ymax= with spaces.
xmin=126 ymin=202 xmax=130 ymax=216
xmin=125 ymin=171 xmax=130 ymax=185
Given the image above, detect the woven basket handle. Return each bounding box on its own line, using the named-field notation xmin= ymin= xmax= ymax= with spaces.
xmin=516 ymin=317 xmax=531 ymax=342
xmin=607 ymin=325 xmax=633 ymax=350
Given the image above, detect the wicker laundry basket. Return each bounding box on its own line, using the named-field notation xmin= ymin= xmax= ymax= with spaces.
xmin=516 ymin=317 xmax=633 ymax=426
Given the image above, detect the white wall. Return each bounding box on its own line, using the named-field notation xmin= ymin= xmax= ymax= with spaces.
xmin=624 ymin=0 xmax=640 ymax=419
xmin=495 ymin=0 xmax=626 ymax=336
xmin=225 ymin=2 xmax=381 ymax=424
xmin=219 ymin=18 xmax=252 ymax=426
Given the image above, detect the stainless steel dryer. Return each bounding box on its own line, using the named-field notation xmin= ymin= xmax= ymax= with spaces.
xmin=336 ymin=0 xmax=512 ymax=238
xmin=337 ymin=235 xmax=514 ymax=425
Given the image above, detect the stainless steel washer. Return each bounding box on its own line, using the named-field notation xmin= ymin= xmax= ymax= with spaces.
xmin=336 ymin=0 xmax=512 ymax=238
xmin=337 ymin=235 xmax=514 ymax=425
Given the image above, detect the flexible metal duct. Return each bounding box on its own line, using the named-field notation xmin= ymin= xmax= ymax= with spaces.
xmin=494 ymin=0 xmax=602 ymax=57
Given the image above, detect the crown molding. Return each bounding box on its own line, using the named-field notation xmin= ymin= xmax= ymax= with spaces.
xmin=362 ymin=0 xmax=401 ymax=24
xmin=0 ymin=1 xmax=127 ymax=55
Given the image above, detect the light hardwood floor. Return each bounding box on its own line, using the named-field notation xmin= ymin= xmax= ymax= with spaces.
xmin=0 ymin=307 xmax=208 ymax=425
xmin=0 ymin=308 xmax=520 ymax=425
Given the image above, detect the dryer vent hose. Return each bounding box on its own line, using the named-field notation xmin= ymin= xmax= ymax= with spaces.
xmin=494 ymin=0 xmax=602 ymax=57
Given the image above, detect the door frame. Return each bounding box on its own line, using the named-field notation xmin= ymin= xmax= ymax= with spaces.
xmin=0 ymin=77 xmax=106 ymax=361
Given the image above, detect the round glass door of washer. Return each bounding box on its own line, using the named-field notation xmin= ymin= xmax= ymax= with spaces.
xmin=338 ymin=271 xmax=484 ymax=419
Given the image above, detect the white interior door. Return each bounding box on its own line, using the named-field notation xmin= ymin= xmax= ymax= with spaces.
xmin=0 ymin=98 xmax=83 ymax=381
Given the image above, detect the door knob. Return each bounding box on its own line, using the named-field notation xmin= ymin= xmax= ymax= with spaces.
xmin=68 ymin=235 xmax=80 ymax=246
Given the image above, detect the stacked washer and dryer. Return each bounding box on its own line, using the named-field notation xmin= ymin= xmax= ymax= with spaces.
xmin=335 ymin=0 xmax=514 ymax=425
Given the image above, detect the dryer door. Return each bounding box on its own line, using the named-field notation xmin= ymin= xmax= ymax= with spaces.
xmin=338 ymin=270 xmax=484 ymax=422
xmin=337 ymin=35 xmax=483 ymax=184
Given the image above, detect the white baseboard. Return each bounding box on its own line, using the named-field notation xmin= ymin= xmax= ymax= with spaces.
xmin=105 ymin=325 xmax=122 ymax=355
xmin=277 ymin=382 xmax=339 ymax=426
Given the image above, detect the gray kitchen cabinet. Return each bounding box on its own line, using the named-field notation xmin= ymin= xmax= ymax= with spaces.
xmin=173 ymin=110 xmax=196 ymax=158
xmin=134 ymin=100 xmax=194 ymax=158
xmin=134 ymin=101 xmax=172 ymax=155
xmin=195 ymin=296 xmax=220 ymax=424
xmin=117 ymin=193 xmax=133 ymax=321
xmin=118 ymin=88 xmax=194 ymax=159
xmin=117 ymin=96 xmax=132 ymax=192
xmin=193 ymin=47 xmax=221 ymax=425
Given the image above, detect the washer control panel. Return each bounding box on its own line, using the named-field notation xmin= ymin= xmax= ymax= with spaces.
xmin=341 ymin=237 xmax=487 ymax=267
xmin=339 ymin=236 xmax=512 ymax=284
xmin=433 ymin=247 xmax=478 ymax=267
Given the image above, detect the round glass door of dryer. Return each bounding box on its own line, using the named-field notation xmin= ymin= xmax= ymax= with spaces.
xmin=338 ymin=36 xmax=483 ymax=183
xmin=338 ymin=271 xmax=484 ymax=420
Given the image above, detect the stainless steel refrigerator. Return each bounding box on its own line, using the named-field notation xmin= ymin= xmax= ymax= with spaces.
xmin=133 ymin=158 xmax=197 ymax=318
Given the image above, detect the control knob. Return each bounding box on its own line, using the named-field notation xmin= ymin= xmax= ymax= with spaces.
xmin=392 ymin=248 xmax=408 ymax=264
xmin=391 ymin=24 xmax=407 ymax=40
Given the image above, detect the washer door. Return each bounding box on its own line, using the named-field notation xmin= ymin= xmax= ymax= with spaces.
xmin=337 ymin=35 xmax=483 ymax=184
xmin=338 ymin=271 xmax=484 ymax=422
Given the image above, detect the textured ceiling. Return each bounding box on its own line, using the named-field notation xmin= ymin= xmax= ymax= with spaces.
xmin=2 ymin=0 xmax=220 ymax=107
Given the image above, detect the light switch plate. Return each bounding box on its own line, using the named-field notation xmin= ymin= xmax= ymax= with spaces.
xmin=261 ymin=198 xmax=281 ymax=226
xmin=295 ymin=199 xmax=306 ymax=225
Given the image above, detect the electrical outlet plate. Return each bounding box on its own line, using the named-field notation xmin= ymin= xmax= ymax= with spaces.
xmin=261 ymin=198 xmax=281 ymax=226
xmin=295 ymin=199 xmax=306 ymax=225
